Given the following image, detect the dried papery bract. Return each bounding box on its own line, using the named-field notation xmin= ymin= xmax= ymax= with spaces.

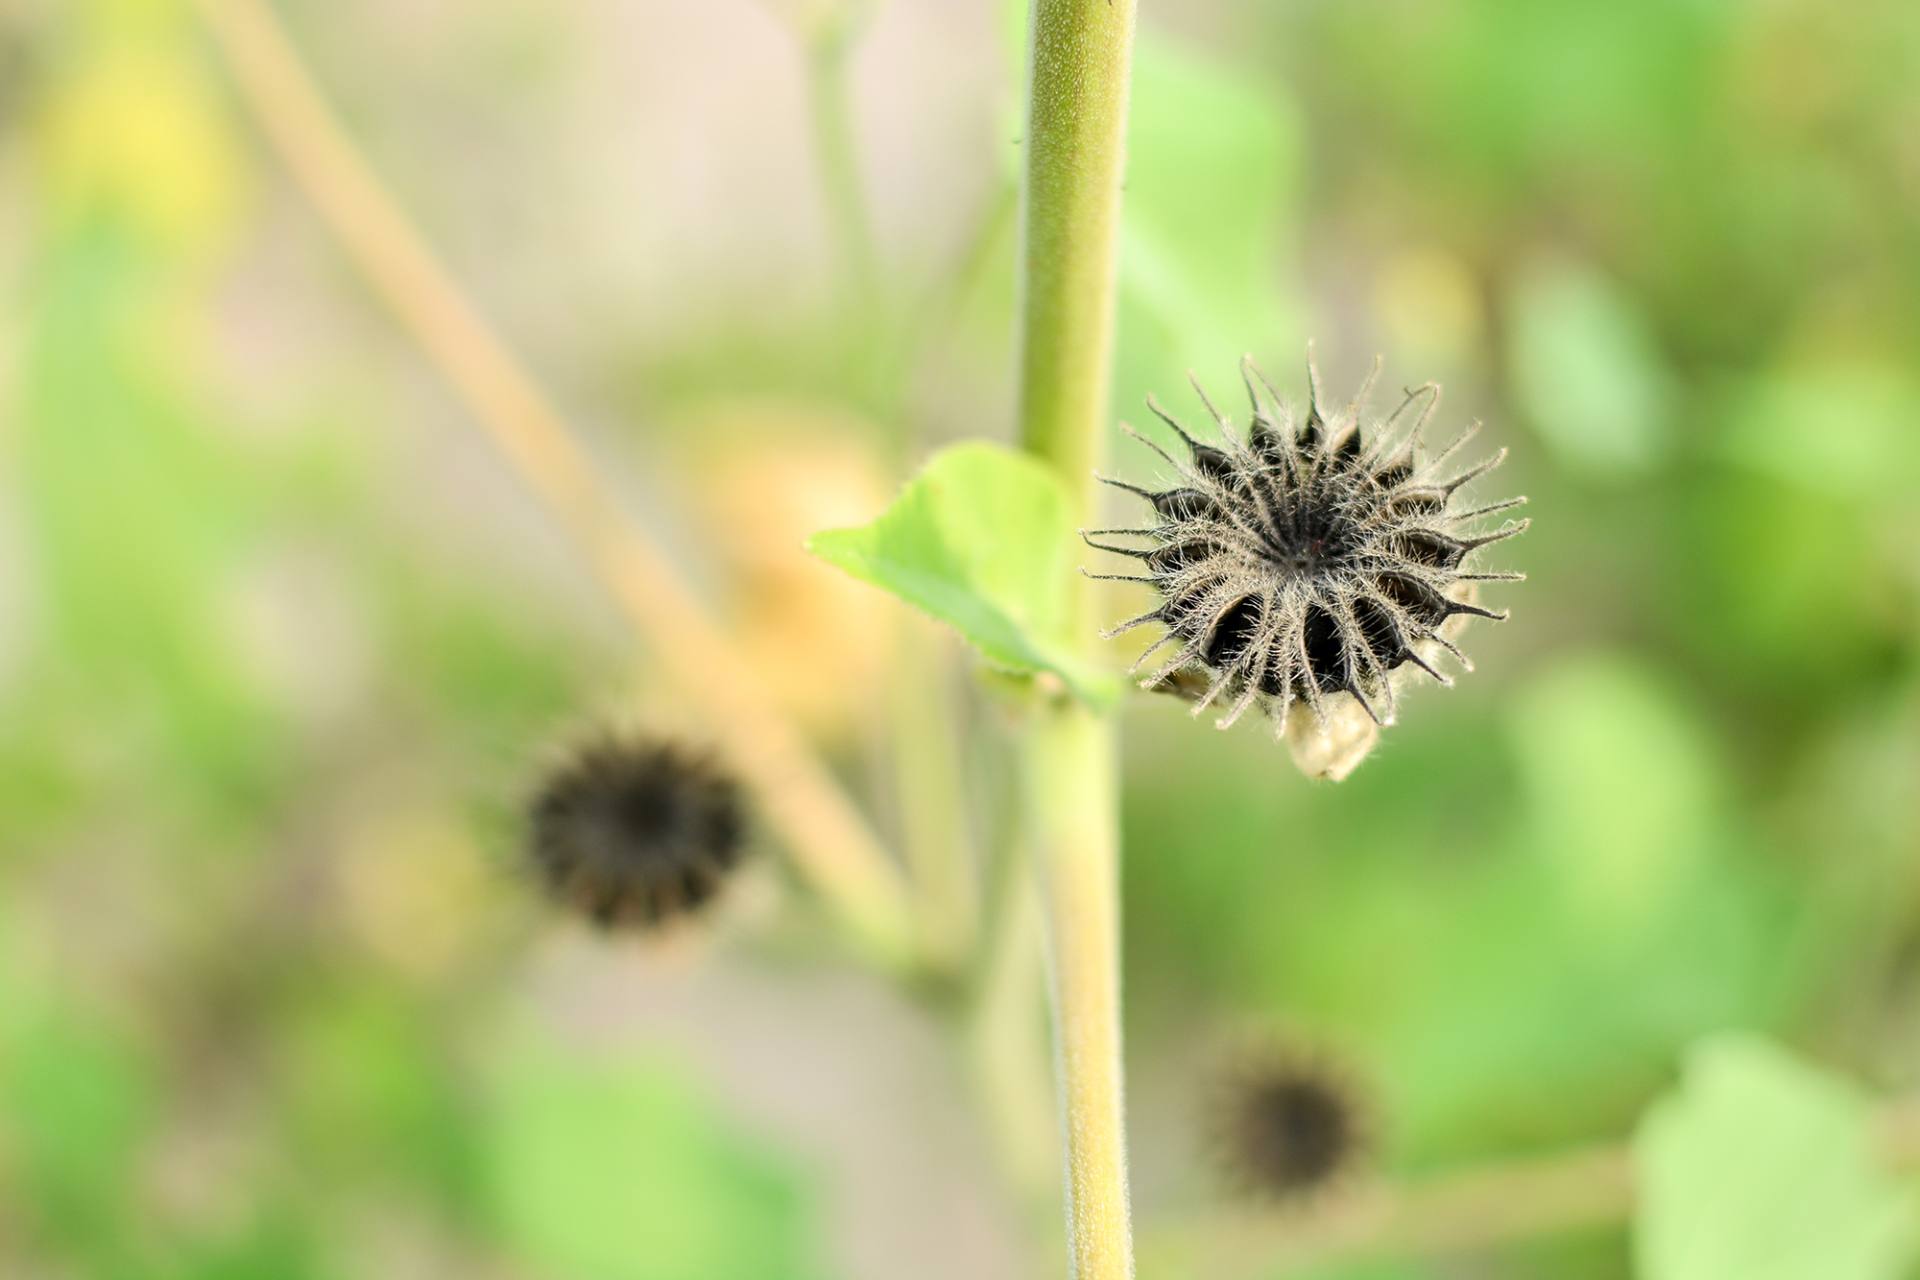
xmin=1089 ymin=348 xmax=1527 ymax=778
xmin=1283 ymin=696 xmax=1381 ymax=783
xmin=528 ymin=732 xmax=748 ymax=929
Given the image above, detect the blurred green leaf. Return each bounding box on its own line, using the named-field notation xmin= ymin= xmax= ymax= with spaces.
xmin=486 ymin=1047 xmax=826 ymax=1280
xmin=1115 ymin=36 xmax=1299 ymax=426
xmin=1507 ymin=257 xmax=1674 ymax=475
xmin=279 ymin=983 xmax=477 ymax=1207
xmin=1670 ymin=472 xmax=1893 ymax=694
xmin=1506 ymin=654 xmax=1720 ymax=930
xmin=1635 ymin=1035 xmax=1914 ymax=1280
xmin=161 ymin=1215 xmax=330 ymax=1280
xmin=1430 ymin=0 xmax=1724 ymax=178
xmin=1718 ymin=362 xmax=1920 ymax=500
xmin=3 ymin=1010 xmax=155 ymax=1242
xmin=808 ymin=441 xmax=1117 ymax=704
xmin=17 ymin=228 xmax=292 ymax=833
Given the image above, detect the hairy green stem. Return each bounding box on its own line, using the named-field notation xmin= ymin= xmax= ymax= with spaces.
xmin=1018 ymin=0 xmax=1137 ymax=502
xmin=1023 ymin=702 xmax=1129 ymax=1277
xmin=1015 ymin=2 xmax=1138 ymax=1276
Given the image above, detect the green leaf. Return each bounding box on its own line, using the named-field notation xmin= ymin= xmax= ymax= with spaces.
xmin=1507 ymin=654 xmax=1722 ymax=930
xmin=1634 ymin=1035 xmax=1915 ymax=1280
xmin=1506 ymin=256 xmax=1675 ymax=476
xmin=3 ymin=1009 xmax=156 ymax=1243
xmin=486 ymin=1047 xmax=827 ymax=1280
xmin=807 ymin=442 xmax=1117 ymax=705
xmin=1718 ymin=361 xmax=1920 ymax=501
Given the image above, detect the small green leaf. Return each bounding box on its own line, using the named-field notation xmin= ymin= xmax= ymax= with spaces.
xmin=1635 ymin=1035 xmax=1914 ymax=1280
xmin=807 ymin=442 xmax=1115 ymax=706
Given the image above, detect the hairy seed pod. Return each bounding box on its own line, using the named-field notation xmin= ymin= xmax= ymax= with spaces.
xmin=527 ymin=733 xmax=747 ymax=929
xmin=1087 ymin=348 xmax=1526 ymax=773
xmin=1210 ymin=1042 xmax=1375 ymax=1204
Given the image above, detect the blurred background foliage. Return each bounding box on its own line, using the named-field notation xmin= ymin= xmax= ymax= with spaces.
xmin=1 ymin=0 xmax=1917 ymax=1277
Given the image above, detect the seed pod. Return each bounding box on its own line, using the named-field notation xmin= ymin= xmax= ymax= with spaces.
xmin=527 ymin=732 xmax=747 ymax=929
xmin=1089 ymin=348 xmax=1527 ymax=776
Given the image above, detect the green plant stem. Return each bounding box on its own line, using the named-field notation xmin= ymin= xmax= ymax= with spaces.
xmin=1014 ymin=2 xmax=1139 ymax=1276
xmin=806 ymin=24 xmax=878 ymax=314
xmin=1018 ymin=0 xmax=1137 ymax=499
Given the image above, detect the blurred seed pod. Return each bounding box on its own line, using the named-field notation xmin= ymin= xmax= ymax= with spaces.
xmin=1208 ymin=1039 xmax=1377 ymax=1206
xmin=527 ymin=730 xmax=747 ymax=929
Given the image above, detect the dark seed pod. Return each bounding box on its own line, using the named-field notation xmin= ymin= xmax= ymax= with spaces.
xmin=1210 ymin=1042 xmax=1375 ymax=1204
xmin=1088 ymin=348 xmax=1526 ymax=763
xmin=528 ymin=732 xmax=747 ymax=929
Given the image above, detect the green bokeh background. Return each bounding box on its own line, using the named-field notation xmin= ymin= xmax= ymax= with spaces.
xmin=2 ymin=1 xmax=1917 ymax=1277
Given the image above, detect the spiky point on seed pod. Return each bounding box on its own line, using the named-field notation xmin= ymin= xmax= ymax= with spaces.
xmin=527 ymin=732 xmax=747 ymax=929
xmin=1086 ymin=347 xmax=1527 ymax=780
xmin=1208 ymin=1041 xmax=1376 ymax=1207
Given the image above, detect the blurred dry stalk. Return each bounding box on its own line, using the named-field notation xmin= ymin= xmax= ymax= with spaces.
xmin=1147 ymin=1139 xmax=1632 ymax=1277
xmin=192 ymin=0 xmax=916 ymax=967
xmin=1147 ymin=1093 xmax=1920 ymax=1277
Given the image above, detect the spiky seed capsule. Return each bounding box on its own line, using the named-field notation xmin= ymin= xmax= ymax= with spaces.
xmin=1211 ymin=1045 xmax=1374 ymax=1203
xmin=528 ymin=733 xmax=747 ymax=929
xmin=1089 ymin=349 xmax=1527 ymax=748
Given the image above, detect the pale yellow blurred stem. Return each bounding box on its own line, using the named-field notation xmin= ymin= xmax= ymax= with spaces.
xmin=1144 ymin=1142 xmax=1632 ymax=1278
xmin=1014 ymin=1 xmax=1138 ymax=1276
xmin=1144 ymin=1095 xmax=1920 ymax=1276
xmin=195 ymin=0 xmax=914 ymax=967
xmin=971 ymin=859 xmax=1060 ymax=1208
xmin=889 ymin=622 xmax=979 ymax=968
xmin=805 ymin=23 xmax=878 ymax=313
